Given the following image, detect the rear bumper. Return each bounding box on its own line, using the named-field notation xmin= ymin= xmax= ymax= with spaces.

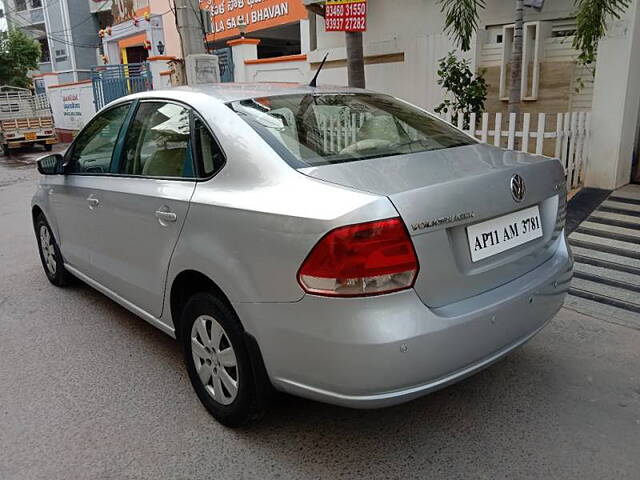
xmin=6 ymin=137 xmax=57 ymax=148
xmin=236 ymin=234 xmax=573 ymax=409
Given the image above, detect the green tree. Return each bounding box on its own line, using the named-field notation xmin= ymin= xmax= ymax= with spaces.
xmin=439 ymin=0 xmax=486 ymax=52
xmin=434 ymin=52 xmax=487 ymax=127
xmin=0 ymin=30 xmax=41 ymax=89
xmin=573 ymin=0 xmax=630 ymax=65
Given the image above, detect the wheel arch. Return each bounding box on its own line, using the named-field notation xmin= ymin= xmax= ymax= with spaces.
xmin=31 ymin=204 xmax=44 ymax=226
xmin=169 ymin=269 xmax=235 ymax=339
xmin=169 ymin=268 xmax=276 ymax=406
xmin=31 ymin=204 xmax=56 ymax=240
xmin=32 ymin=204 xmax=57 ymax=239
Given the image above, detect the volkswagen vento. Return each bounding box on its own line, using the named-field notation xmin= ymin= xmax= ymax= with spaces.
xmin=32 ymin=84 xmax=573 ymax=426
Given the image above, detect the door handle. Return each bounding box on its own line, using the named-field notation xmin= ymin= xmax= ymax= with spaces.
xmin=155 ymin=209 xmax=177 ymax=224
xmin=87 ymin=195 xmax=100 ymax=209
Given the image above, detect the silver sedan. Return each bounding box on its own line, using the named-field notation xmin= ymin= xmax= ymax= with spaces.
xmin=31 ymin=84 xmax=573 ymax=426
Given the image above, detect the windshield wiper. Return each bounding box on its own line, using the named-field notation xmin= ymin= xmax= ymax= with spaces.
xmin=391 ymin=138 xmax=436 ymax=151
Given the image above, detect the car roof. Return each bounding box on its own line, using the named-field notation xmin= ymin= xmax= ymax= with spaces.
xmin=132 ymin=82 xmax=369 ymax=104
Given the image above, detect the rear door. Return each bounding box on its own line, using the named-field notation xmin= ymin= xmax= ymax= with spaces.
xmin=88 ymin=100 xmax=197 ymax=317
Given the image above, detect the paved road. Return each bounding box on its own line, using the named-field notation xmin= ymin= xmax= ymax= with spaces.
xmin=1 ymin=149 xmax=639 ymax=480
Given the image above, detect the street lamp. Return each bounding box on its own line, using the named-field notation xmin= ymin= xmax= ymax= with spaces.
xmin=157 ymin=41 xmax=165 ymax=55
xmin=237 ymin=17 xmax=247 ymax=38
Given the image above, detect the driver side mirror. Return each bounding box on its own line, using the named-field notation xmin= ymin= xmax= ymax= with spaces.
xmin=36 ymin=153 xmax=65 ymax=175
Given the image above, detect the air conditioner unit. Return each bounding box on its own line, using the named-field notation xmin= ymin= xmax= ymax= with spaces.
xmin=524 ymin=0 xmax=545 ymax=10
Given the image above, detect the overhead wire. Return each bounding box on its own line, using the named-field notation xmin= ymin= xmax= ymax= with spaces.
xmin=45 ymin=0 xmax=111 ymax=35
xmin=4 ymin=1 xmax=101 ymax=48
xmin=4 ymin=0 xmax=175 ymax=49
xmin=47 ymin=1 xmax=174 ymax=35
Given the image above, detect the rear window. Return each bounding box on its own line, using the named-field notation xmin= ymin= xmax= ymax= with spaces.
xmin=227 ymin=93 xmax=475 ymax=167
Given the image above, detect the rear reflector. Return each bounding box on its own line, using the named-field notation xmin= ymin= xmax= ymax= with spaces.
xmin=298 ymin=217 xmax=419 ymax=297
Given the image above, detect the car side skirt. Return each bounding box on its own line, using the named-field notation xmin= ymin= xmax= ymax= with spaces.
xmin=65 ymin=263 xmax=176 ymax=338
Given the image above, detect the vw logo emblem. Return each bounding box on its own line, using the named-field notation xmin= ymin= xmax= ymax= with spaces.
xmin=510 ymin=174 xmax=526 ymax=202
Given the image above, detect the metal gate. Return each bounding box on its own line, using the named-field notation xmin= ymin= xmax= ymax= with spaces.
xmin=214 ymin=47 xmax=234 ymax=82
xmin=91 ymin=63 xmax=153 ymax=110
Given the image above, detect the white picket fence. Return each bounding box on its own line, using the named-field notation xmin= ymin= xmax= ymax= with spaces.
xmin=315 ymin=109 xmax=591 ymax=190
xmin=441 ymin=111 xmax=591 ymax=190
xmin=316 ymin=110 xmax=371 ymax=155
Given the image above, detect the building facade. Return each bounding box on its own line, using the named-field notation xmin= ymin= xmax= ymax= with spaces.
xmin=301 ymin=0 xmax=595 ymax=115
xmin=200 ymin=0 xmax=311 ymax=83
xmin=300 ymin=0 xmax=640 ymax=188
xmin=5 ymin=0 xmax=99 ymax=84
xmin=98 ymin=0 xmax=181 ymax=65
xmin=18 ymin=0 xmax=638 ymax=189
xmin=477 ymin=0 xmax=594 ymax=115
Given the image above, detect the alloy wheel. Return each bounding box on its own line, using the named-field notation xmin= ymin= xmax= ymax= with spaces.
xmin=190 ymin=314 xmax=239 ymax=405
xmin=39 ymin=225 xmax=57 ymax=275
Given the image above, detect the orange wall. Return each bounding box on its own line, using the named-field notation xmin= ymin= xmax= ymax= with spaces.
xmin=201 ymin=0 xmax=307 ymax=42
xmin=149 ymin=0 xmax=182 ymax=58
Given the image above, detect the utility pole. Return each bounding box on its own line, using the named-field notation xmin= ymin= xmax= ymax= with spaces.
xmin=508 ymin=0 xmax=524 ymax=113
xmin=345 ymin=31 xmax=365 ymax=88
xmin=175 ymin=0 xmax=207 ymax=59
xmin=305 ymin=1 xmax=366 ymax=89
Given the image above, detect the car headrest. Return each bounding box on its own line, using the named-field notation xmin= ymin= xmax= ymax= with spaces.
xmin=141 ymin=148 xmax=186 ymax=177
xmin=357 ymin=116 xmax=402 ymax=143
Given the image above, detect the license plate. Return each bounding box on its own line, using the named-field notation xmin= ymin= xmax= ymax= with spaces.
xmin=467 ymin=205 xmax=543 ymax=262
xmin=45 ymin=138 xmax=57 ymax=144
xmin=24 ymin=132 xmax=36 ymax=140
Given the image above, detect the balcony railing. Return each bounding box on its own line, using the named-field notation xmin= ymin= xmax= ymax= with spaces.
xmin=29 ymin=7 xmax=43 ymax=24
xmin=8 ymin=6 xmax=44 ymax=25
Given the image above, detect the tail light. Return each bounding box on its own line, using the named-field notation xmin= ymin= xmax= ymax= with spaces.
xmin=298 ymin=217 xmax=419 ymax=297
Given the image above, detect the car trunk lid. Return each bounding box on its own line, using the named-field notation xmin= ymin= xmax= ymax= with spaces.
xmin=300 ymin=144 xmax=567 ymax=307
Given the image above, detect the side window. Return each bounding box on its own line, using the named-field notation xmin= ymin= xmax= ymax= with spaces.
xmin=67 ymin=103 xmax=130 ymax=174
xmin=193 ymin=117 xmax=225 ymax=177
xmin=120 ymin=102 xmax=194 ymax=178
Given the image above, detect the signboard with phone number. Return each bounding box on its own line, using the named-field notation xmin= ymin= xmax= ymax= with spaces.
xmin=325 ymin=0 xmax=367 ymax=32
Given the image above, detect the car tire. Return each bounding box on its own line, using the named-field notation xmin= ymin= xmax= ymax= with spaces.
xmin=2 ymin=144 xmax=9 ymax=156
xmin=35 ymin=214 xmax=72 ymax=287
xmin=44 ymin=143 xmax=53 ymax=152
xmin=180 ymin=292 xmax=262 ymax=427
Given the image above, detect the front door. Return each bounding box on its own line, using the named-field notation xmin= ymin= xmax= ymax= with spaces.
xmin=87 ymin=101 xmax=196 ymax=318
xmin=52 ymin=102 xmax=132 ymax=273
xmin=124 ymin=45 xmax=149 ymax=64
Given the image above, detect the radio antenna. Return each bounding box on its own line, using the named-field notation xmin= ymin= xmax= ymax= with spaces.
xmin=309 ymin=53 xmax=329 ymax=88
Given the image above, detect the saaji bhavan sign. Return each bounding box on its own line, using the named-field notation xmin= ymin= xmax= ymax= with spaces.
xmin=201 ymin=0 xmax=308 ymax=41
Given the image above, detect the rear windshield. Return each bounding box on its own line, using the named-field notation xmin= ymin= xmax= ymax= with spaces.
xmin=227 ymin=93 xmax=475 ymax=167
